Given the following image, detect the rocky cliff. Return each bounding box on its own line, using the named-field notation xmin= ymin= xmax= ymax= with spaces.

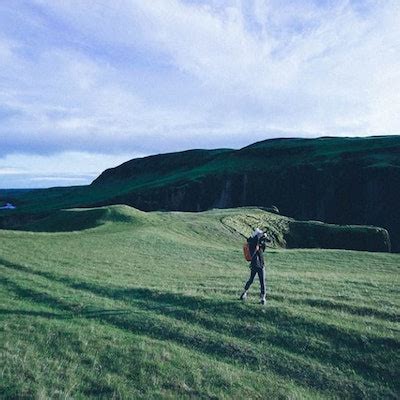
xmin=91 ymin=136 xmax=400 ymax=251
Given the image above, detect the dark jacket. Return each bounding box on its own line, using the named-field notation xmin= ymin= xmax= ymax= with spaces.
xmin=248 ymin=236 xmax=265 ymax=270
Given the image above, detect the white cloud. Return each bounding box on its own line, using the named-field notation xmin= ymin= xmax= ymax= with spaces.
xmin=0 ymin=151 xmax=140 ymax=188
xmin=128 ymin=0 xmax=400 ymax=135
xmin=0 ymin=0 xmax=399 ymax=187
xmin=33 ymin=1 xmax=400 ymax=134
xmin=30 ymin=176 xmax=89 ymax=182
xmin=0 ymin=167 xmax=26 ymax=175
xmin=0 ymin=151 xmax=138 ymax=175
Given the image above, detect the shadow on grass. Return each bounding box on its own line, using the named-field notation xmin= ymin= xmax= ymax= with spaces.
xmin=0 ymin=276 xmax=130 ymax=319
xmin=269 ymin=292 xmax=400 ymax=322
xmin=1 ymin=257 xmax=399 ymax=398
xmin=1 ymin=257 xmax=397 ymax=323
xmin=0 ymin=309 xmax=61 ymax=318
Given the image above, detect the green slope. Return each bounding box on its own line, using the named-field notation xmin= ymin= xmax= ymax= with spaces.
xmin=1 ymin=206 xmax=399 ymax=398
xmin=20 ymin=205 xmax=148 ymax=232
xmin=6 ymin=205 xmax=391 ymax=252
xmin=1 ymin=136 xmax=399 ymax=251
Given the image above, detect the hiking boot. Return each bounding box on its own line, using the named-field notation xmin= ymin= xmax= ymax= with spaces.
xmin=240 ymin=291 xmax=248 ymax=300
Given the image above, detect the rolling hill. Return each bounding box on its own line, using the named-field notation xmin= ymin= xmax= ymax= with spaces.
xmin=9 ymin=205 xmax=391 ymax=252
xmin=1 ymin=205 xmax=399 ymax=398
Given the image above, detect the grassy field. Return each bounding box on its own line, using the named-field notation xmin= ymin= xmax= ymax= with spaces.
xmin=1 ymin=206 xmax=399 ymax=399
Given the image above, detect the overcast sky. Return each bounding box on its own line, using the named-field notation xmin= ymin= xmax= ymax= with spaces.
xmin=1 ymin=0 xmax=399 ymax=188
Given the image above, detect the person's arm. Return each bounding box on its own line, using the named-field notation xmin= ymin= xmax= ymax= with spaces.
xmin=249 ymin=238 xmax=259 ymax=258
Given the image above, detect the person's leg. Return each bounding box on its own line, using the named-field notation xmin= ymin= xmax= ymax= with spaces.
xmin=257 ymin=268 xmax=266 ymax=304
xmin=244 ymin=269 xmax=257 ymax=291
xmin=241 ymin=269 xmax=256 ymax=299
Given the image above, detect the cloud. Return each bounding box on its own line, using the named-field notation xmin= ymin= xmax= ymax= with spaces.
xmin=0 ymin=167 xmax=26 ymax=175
xmin=0 ymin=0 xmax=399 ymax=163
xmin=0 ymin=151 xmax=138 ymax=188
xmin=30 ymin=176 xmax=91 ymax=182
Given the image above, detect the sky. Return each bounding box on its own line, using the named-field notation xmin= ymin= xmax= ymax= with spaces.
xmin=0 ymin=0 xmax=399 ymax=188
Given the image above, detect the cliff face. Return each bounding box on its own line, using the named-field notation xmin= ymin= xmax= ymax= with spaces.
xmin=91 ymin=136 xmax=400 ymax=251
xmin=98 ymin=166 xmax=399 ymax=250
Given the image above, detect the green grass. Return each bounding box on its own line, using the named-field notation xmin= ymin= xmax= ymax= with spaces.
xmin=1 ymin=206 xmax=399 ymax=399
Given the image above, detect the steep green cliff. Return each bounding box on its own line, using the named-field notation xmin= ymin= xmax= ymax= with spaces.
xmin=91 ymin=136 xmax=400 ymax=251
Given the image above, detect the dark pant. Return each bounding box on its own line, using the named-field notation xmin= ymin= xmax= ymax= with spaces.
xmin=244 ymin=268 xmax=266 ymax=295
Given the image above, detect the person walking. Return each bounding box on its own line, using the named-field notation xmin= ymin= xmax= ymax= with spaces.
xmin=240 ymin=228 xmax=267 ymax=305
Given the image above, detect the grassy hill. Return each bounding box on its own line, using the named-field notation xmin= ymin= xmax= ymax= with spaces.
xmin=1 ymin=136 xmax=399 ymax=251
xmin=3 ymin=205 xmax=391 ymax=252
xmin=1 ymin=206 xmax=399 ymax=398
